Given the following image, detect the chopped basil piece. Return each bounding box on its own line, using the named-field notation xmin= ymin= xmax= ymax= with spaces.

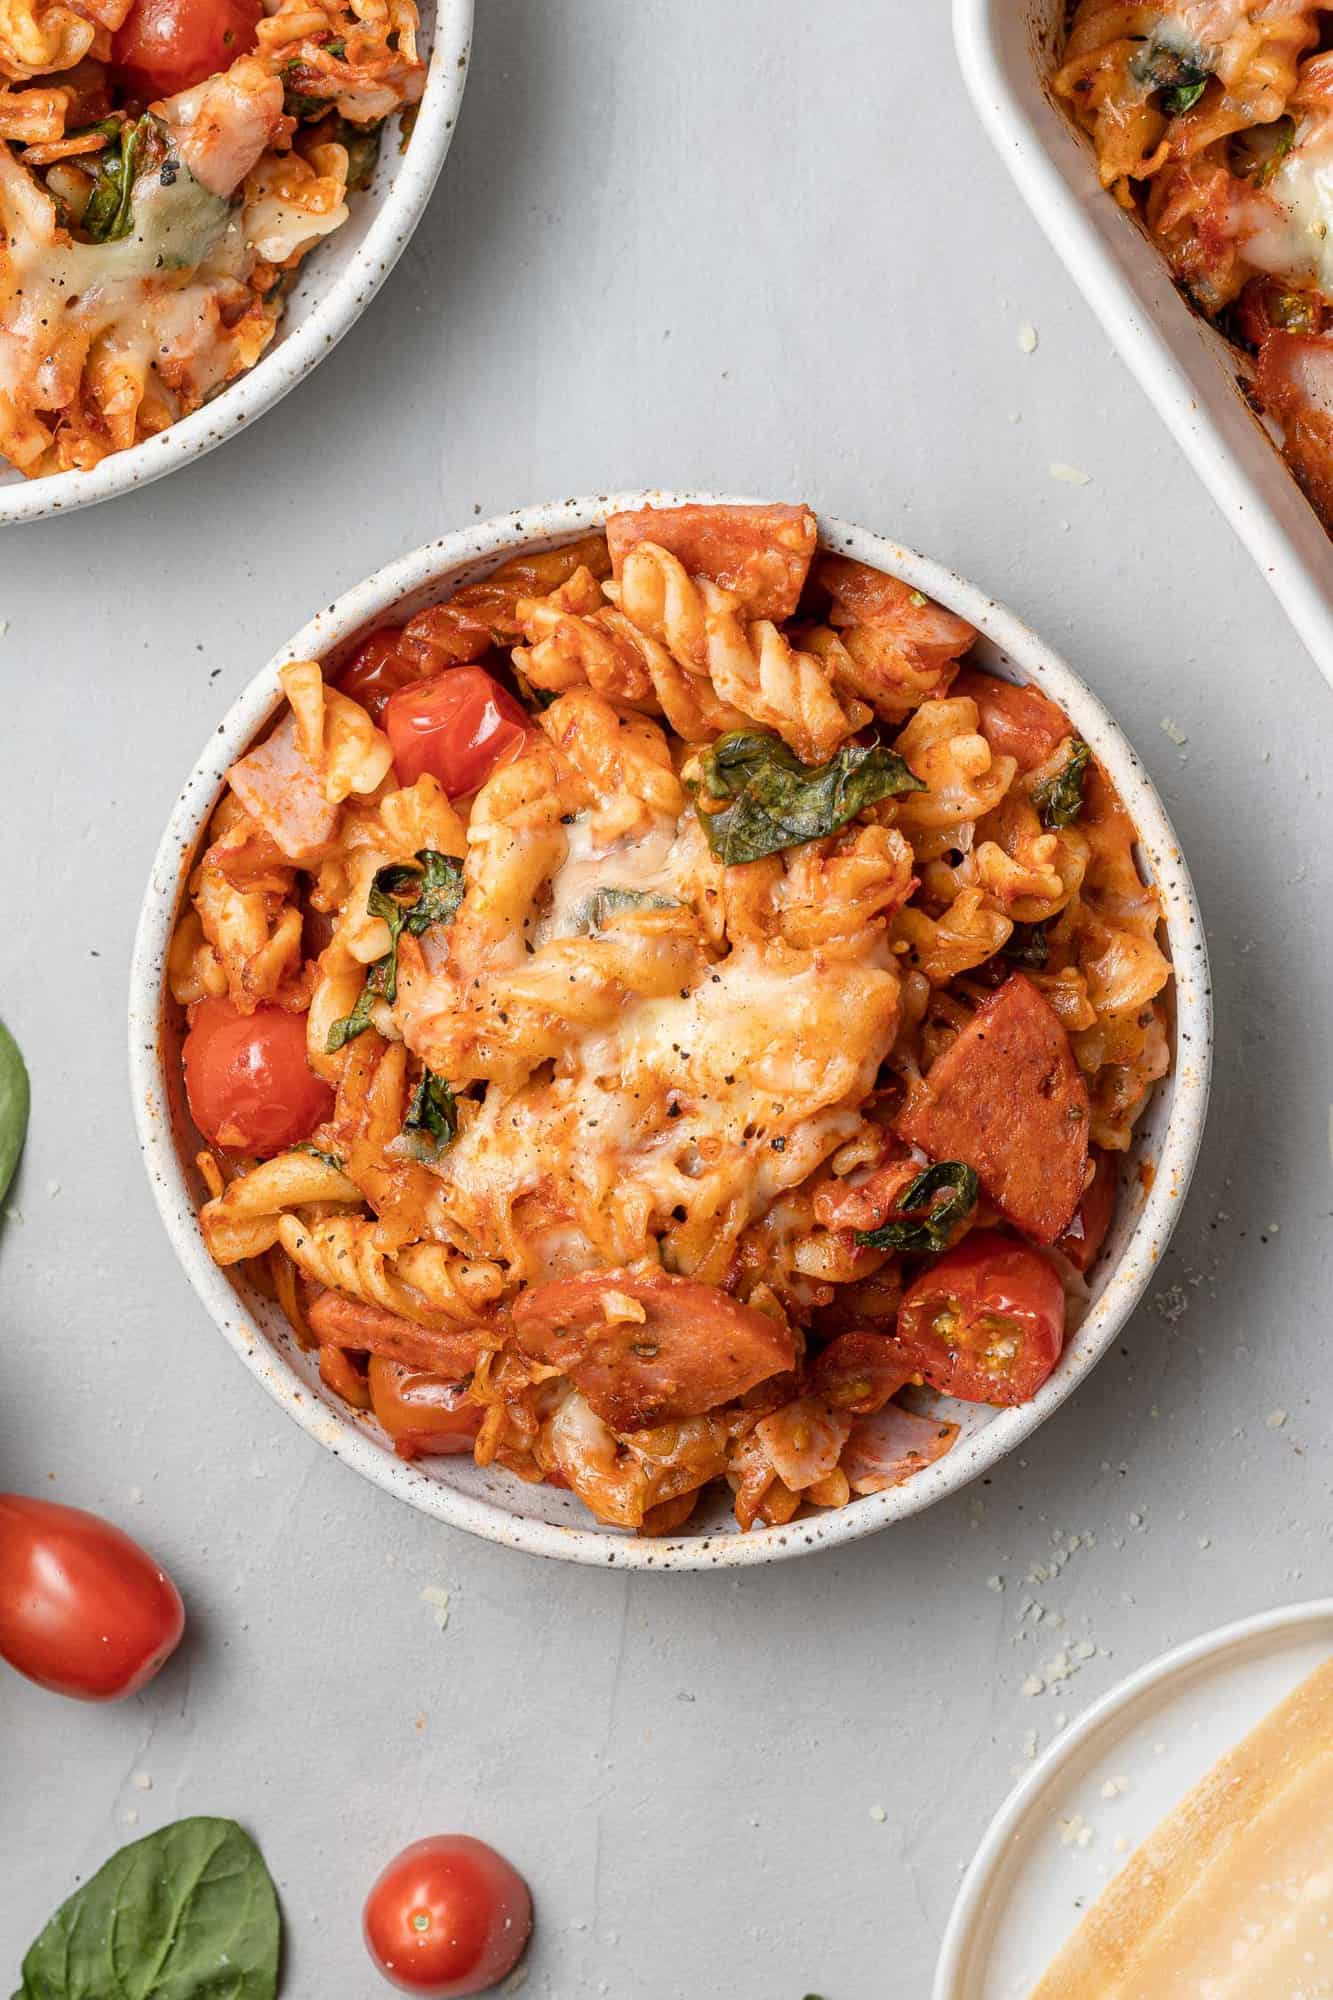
xmin=339 ymin=116 xmax=382 ymax=190
xmin=293 ymin=1141 xmax=346 ymax=1171
xmin=82 ymin=113 xmax=157 ymax=242
xmin=854 ymin=1161 xmax=980 ymax=1254
xmin=326 ymin=850 xmax=463 ymax=1051
xmin=1131 ymin=38 xmax=1210 ymax=115
xmin=326 ymin=35 xmax=348 ymax=57
xmin=567 ymin=885 xmax=677 ymax=935
xmin=1163 ymin=75 xmax=1207 ymax=114
xmin=1033 ymin=740 xmax=1091 ymax=829
xmin=1246 ymin=114 xmax=1296 ymax=189
xmin=400 ymin=1069 xmax=458 ymax=1162
xmin=1002 ymin=919 xmax=1050 ymax=969
xmin=694 ymin=729 xmax=924 ymax=865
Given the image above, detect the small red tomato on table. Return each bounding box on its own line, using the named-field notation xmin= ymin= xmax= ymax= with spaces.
xmin=383 ymin=669 xmax=530 ymax=797
xmin=182 ymin=998 xmax=333 ymax=1157
xmin=113 ymin=0 xmax=262 ymax=98
xmin=895 ymin=1230 xmax=1067 ymax=1406
xmin=364 ymin=1836 xmax=532 ymax=1996
xmin=0 ymin=1494 xmax=184 ymax=1700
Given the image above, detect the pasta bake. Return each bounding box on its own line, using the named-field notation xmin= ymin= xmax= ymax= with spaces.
xmin=1057 ymin=1 xmax=1333 ymax=531
xmin=168 ymin=500 xmax=1173 ymax=1536
xmin=0 ymin=0 xmax=424 ymax=476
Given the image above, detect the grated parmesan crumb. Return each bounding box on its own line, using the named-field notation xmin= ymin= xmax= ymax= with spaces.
xmin=132 ymin=1772 xmax=152 ymax=1791
xmin=1266 ymin=1409 xmax=1289 ymax=1430
xmin=1060 ymin=1814 xmax=1094 ymax=1849
xmin=1049 ymin=461 xmax=1092 ymax=485
xmin=1019 ymin=322 xmax=1039 ymax=354
xmin=869 ymin=1804 xmax=887 ymax=1823
xmin=1100 ymin=1776 xmax=1129 ymax=1799
xmin=1159 ymin=717 xmax=1188 ymax=746
xmin=419 ymin=1584 xmax=451 ymax=1630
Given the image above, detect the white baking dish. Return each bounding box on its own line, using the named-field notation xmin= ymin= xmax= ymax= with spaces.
xmin=954 ymin=0 xmax=1333 ymax=688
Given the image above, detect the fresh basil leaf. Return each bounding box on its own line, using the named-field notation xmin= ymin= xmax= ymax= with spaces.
xmin=1001 ymin=919 xmax=1049 ymax=970
xmin=339 ymin=116 xmax=381 ymax=190
xmin=1130 ymin=38 xmax=1210 ymax=102
xmin=326 ymin=850 xmax=463 ymax=1049
xmin=1033 ymin=740 xmax=1091 ymax=829
xmin=855 ymin=1161 xmax=979 ymax=1253
xmin=293 ymin=1141 xmax=346 ymax=1171
xmin=400 ymin=1069 xmax=458 ymax=1163
xmin=82 ymin=113 xmax=161 ymax=242
xmin=326 ymin=35 xmax=347 ymax=58
xmin=11 ymin=1815 xmax=280 ymax=2000
xmin=567 ymin=885 xmax=677 ymax=935
xmin=0 ymin=1021 xmax=29 ymax=1208
xmin=1251 ymin=115 xmax=1296 ymax=189
xmin=694 ymin=729 xmax=924 ymax=865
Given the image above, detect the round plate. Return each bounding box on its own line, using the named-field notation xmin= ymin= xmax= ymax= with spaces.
xmin=934 ymin=1599 xmax=1333 ymax=1999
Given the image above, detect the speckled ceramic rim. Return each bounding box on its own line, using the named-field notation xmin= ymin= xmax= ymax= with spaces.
xmin=0 ymin=0 xmax=472 ymax=526
xmin=932 ymin=1597 xmax=1333 ymax=1997
xmin=129 ymin=492 xmax=1213 ymax=1570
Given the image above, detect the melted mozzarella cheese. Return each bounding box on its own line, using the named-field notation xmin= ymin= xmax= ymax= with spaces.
xmin=1239 ymin=135 xmax=1333 ymax=293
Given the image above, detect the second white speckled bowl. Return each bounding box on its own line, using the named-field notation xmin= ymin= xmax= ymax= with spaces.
xmin=129 ymin=493 xmax=1212 ymax=1569
xmin=1 ymin=0 xmax=472 ymax=526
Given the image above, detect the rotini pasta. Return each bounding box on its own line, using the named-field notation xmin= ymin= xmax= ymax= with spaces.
xmin=1056 ymin=0 xmax=1333 ymax=528
xmin=0 ymin=0 xmax=425 ymax=477
xmin=170 ymin=502 xmax=1174 ymax=1535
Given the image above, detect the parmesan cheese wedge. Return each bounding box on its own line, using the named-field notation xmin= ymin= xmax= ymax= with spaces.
xmin=1031 ymin=1657 xmax=1333 ymax=1997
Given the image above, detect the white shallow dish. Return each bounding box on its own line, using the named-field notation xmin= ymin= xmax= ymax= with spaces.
xmin=954 ymin=0 xmax=1333 ymax=690
xmin=1 ymin=0 xmax=471 ymax=526
xmin=129 ymin=491 xmax=1212 ymax=1570
xmin=935 ymin=1598 xmax=1333 ymax=1999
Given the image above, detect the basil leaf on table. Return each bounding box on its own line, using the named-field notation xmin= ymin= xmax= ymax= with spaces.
xmin=1032 ymin=740 xmax=1091 ymax=830
xmin=694 ymin=729 xmax=924 ymax=865
xmin=11 ymin=1816 xmax=280 ymax=2000
xmin=854 ymin=1161 xmax=979 ymax=1253
xmin=400 ymin=1068 xmax=458 ymax=1162
xmin=0 ymin=1021 xmax=29 ymax=1207
xmin=326 ymin=848 xmax=464 ymax=1050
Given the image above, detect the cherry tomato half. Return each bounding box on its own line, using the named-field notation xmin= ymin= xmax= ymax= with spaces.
xmin=368 ymin=1357 xmax=484 ymax=1460
xmin=339 ymin=627 xmax=423 ymax=725
xmin=383 ymin=668 xmax=530 ymax=798
xmin=113 ymin=0 xmax=262 ymax=99
xmin=183 ymin=998 xmax=333 ymax=1158
xmin=364 ymin=1835 xmax=532 ymax=1997
xmin=0 ymin=1494 xmax=184 ymax=1702
xmin=894 ymin=1230 xmax=1066 ymax=1406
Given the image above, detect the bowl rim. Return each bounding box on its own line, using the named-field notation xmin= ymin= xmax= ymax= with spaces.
xmin=129 ymin=490 xmax=1213 ymax=1570
xmin=0 ymin=0 xmax=473 ymax=527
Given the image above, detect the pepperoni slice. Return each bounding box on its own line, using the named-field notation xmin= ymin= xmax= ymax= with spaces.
xmin=808 ymin=1331 xmax=916 ymax=1415
xmin=894 ymin=974 xmax=1090 ymax=1244
xmin=307 ymin=1291 xmax=486 ymax=1378
xmin=511 ymin=1270 xmax=798 ymax=1433
xmin=605 ymin=503 xmax=817 ymax=622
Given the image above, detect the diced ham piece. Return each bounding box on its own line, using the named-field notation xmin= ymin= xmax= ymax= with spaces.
xmin=894 ymin=974 xmax=1090 ymax=1244
xmin=816 ymin=555 xmax=977 ymax=664
xmin=227 ymin=713 xmax=340 ymax=866
xmin=840 ymin=1403 xmax=959 ymax=1495
xmin=512 ymin=1269 xmax=798 ymax=1433
xmin=950 ymin=667 xmax=1071 ymax=773
xmin=307 ymin=1290 xmax=486 ymax=1379
xmin=1255 ymin=332 xmax=1333 ymax=530
xmin=605 ymin=502 xmax=818 ymax=622
xmin=809 ymin=1331 xmax=916 ymax=1415
xmin=753 ymin=1397 xmax=852 ymax=1491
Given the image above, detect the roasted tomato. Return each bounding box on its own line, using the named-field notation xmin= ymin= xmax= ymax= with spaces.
xmin=113 ymin=0 xmax=262 ymax=98
xmin=383 ymin=668 xmax=530 ymax=797
xmin=338 ymin=627 xmax=422 ymax=724
xmin=183 ymin=999 xmax=333 ymax=1157
xmin=368 ymin=1357 xmax=483 ymax=1459
xmin=0 ymin=1494 xmax=184 ymax=1701
xmin=1057 ymin=1149 xmax=1117 ymax=1274
xmin=894 ymin=1230 xmax=1066 ymax=1406
xmin=363 ymin=1835 xmax=532 ymax=1997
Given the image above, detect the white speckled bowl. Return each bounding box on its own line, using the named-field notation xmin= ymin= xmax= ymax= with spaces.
xmin=0 ymin=0 xmax=471 ymax=526
xmin=129 ymin=493 xmax=1212 ymax=1569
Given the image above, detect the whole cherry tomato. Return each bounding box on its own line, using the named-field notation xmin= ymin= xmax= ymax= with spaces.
xmin=338 ymin=627 xmax=422 ymax=725
xmin=183 ymin=998 xmax=333 ymax=1158
xmin=894 ymin=1229 xmax=1066 ymax=1405
xmin=368 ymin=1358 xmax=484 ymax=1460
xmin=383 ymin=668 xmax=530 ymax=798
xmin=364 ymin=1836 xmax=532 ymax=1997
xmin=0 ymin=1494 xmax=184 ymax=1701
xmin=113 ymin=0 xmax=262 ymax=98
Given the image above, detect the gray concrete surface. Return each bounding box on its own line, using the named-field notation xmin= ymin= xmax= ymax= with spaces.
xmin=2 ymin=2 xmax=1331 ymax=1994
